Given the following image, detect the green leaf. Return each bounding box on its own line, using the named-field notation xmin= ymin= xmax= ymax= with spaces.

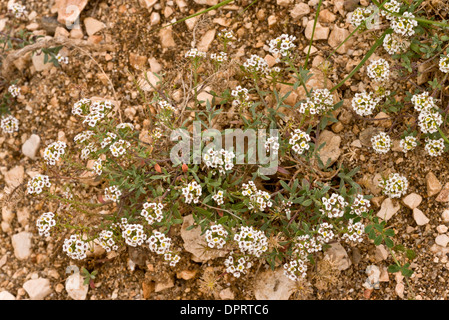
xmin=387 ymin=264 xmax=401 ymax=273
xmin=384 ymin=229 xmax=395 ymax=237
xmin=374 ymin=235 xmax=383 ymax=246
xmin=384 ymin=237 xmax=394 ymax=248
xmin=406 ymin=249 xmax=416 ymax=260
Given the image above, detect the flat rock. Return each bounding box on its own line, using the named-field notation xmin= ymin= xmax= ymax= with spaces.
xmin=443 ymin=209 xmax=449 ymax=222
xmin=23 ymin=278 xmax=52 ymax=300
xmin=374 ymin=244 xmax=389 ymax=261
xmin=84 ymin=17 xmax=106 ymax=36
xmin=304 ymin=21 xmax=329 ymax=40
xmin=436 ymin=225 xmax=448 ymax=233
xmin=435 ymin=234 xmax=449 ymax=247
xmin=57 ymin=0 xmax=88 ymax=26
xmin=253 ymin=268 xmax=295 ymax=300
xmin=363 ymin=265 xmax=380 ymax=289
xmin=290 ymin=3 xmax=310 ymax=19
xmin=436 ymin=182 xmax=449 ymax=202
xmin=0 ymin=291 xmax=16 ymax=300
xmin=197 ymin=29 xmax=216 ymax=52
xmin=159 ymin=27 xmax=176 ymax=48
xmin=359 ymin=127 xmax=380 ymax=147
xmin=11 ymin=232 xmax=33 ymax=260
xmin=65 ymin=273 xmax=89 ymax=300
xmin=316 ymin=130 xmax=341 ymax=168
xmin=22 ymin=134 xmax=41 ymax=160
xmin=377 ymin=198 xmax=400 ymax=221
xmin=324 ymin=242 xmax=351 ymax=271
xmin=402 ymin=193 xmax=422 ymax=210
xmin=328 ymin=26 xmax=352 ymax=54
xmin=180 ymin=215 xmax=228 ymax=262
xmin=426 ymin=171 xmax=442 ymax=197
xmin=219 ymin=288 xmax=235 ymax=300
xmin=413 ymin=208 xmax=429 ymax=226
xmin=155 ymin=276 xmax=175 ymax=292
xmin=194 ymin=0 xmax=218 ymax=4
xmin=4 ymin=165 xmax=25 ymax=188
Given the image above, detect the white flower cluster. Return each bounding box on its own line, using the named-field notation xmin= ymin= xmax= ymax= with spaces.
xmin=234 ymin=226 xmax=268 ymax=258
xmin=350 ymin=194 xmax=371 ymax=216
xmin=268 ymin=34 xmax=296 ymax=57
xmin=383 ymin=33 xmax=408 ymax=55
xmin=109 ymin=139 xmax=130 ymax=157
xmin=163 ymin=251 xmax=181 ymax=267
xmin=212 ymin=190 xmax=225 ymax=205
xmin=391 ymin=12 xmax=417 ymax=37
xmin=379 ymin=173 xmax=408 ymax=198
xmin=231 ymin=85 xmax=250 ymax=109
xmin=218 ymin=29 xmax=235 ymax=40
xmin=74 ymin=130 xmax=95 ymax=144
xmin=440 ymin=54 xmax=449 ymax=73
xmin=1 ymin=115 xmax=19 ymax=133
xmin=425 ymin=138 xmax=445 ymax=157
xmin=242 ymin=181 xmax=273 ymax=212
xmin=411 ymin=91 xmax=437 ymax=112
xmin=367 ymin=58 xmax=390 ymax=83
xmin=98 ymin=230 xmax=118 ymax=252
xmin=293 ymin=234 xmax=322 ymax=258
xmin=116 ymin=122 xmax=134 ymax=131
xmin=380 ymin=0 xmax=401 ymax=20
xmin=100 ymin=132 xmax=117 ymax=148
xmin=351 ymin=91 xmax=379 ymax=116
xmin=36 ymin=212 xmax=56 ymax=237
xmin=81 ymin=100 xmax=113 ymax=127
xmin=72 ymin=98 xmax=91 ymax=116
xmin=210 ymin=52 xmax=228 ymax=62
xmin=63 ymin=234 xmax=89 ymax=260
xmin=283 ymin=258 xmax=308 ymax=281
xmin=350 ymin=6 xmax=374 ymax=28
xmin=152 ymin=127 xmax=163 ymax=139
xmin=43 ymin=141 xmax=67 ymax=165
xmin=56 ymin=53 xmax=69 ymax=64
xmin=182 ymin=181 xmax=202 ymax=204
xmin=8 ymin=3 xmax=27 ymax=18
xmin=400 ymin=135 xmax=418 ymax=153
xmin=27 ymin=174 xmax=51 ymax=195
xmin=299 ymin=88 xmax=334 ymax=115
xmin=81 ymin=142 xmax=97 ymax=160
xmin=158 ymin=101 xmax=176 ymax=122
xmin=185 ymin=48 xmax=207 ymax=59
xmin=122 ymin=223 xmax=147 ymax=247
xmin=8 ymin=84 xmax=20 ymax=97
xmin=243 ymin=55 xmax=269 ymax=74
xmin=316 ymin=222 xmax=335 ymax=243
xmin=320 ymin=193 xmax=348 ymax=218
xmin=264 ymin=136 xmax=279 ymax=155
xmin=342 ymin=219 xmax=364 ymax=243
xmin=140 ymin=202 xmax=164 ymax=225
xmin=147 ymin=231 xmax=171 ymax=254
xmin=93 ymin=158 xmax=103 ymax=175
xmin=418 ymin=109 xmax=443 ymax=134
xmin=205 ymin=224 xmax=228 ymax=249
xmin=203 ymin=148 xmax=235 ymax=175
xmin=372 ymin=132 xmax=391 ymax=154
xmin=104 ymin=185 xmax=121 ymax=203
xmin=224 ymin=253 xmax=252 ymax=278
xmin=288 ymin=129 xmax=311 ymax=155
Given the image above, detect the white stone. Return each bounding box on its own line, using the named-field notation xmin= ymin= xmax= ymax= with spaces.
xmin=304 ymin=20 xmax=329 ymax=40
xmin=0 ymin=291 xmax=16 ymax=300
xmin=2 ymin=206 xmax=14 ymax=223
xmin=4 ymin=165 xmax=24 ymax=188
xmin=363 ymin=265 xmax=380 ymax=289
xmin=402 ymin=193 xmax=422 ymax=210
xmin=22 ymin=134 xmax=41 ymax=160
xmin=197 ymin=29 xmax=216 ymax=52
xmin=65 ymin=273 xmax=89 ymax=300
xmin=253 ymin=268 xmax=295 ymax=300
xmin=84 ymin=17 xmax=106 ymax=36
xmin=150 ymin=12 xmax=160 ymax=26
xmin=194 ymin=0 xmax=218 ymax=5
xmin=443 ymin=209 xmax=449 ymax=222
xmin=316 ymin=130 xmax=341 ymax=168
xmin=324 ymin=242 xmax=351 ymax=271
xmin=413 ymin=208 xmax=430 ymax=226
xmin=219 ymin=288 xmax=235 ymax=300
xmin=180 ymin=215 xmax=228 ymax=262
xmin=435 ymin=234 xmax=449 ymax=247
xmin=290 ymin=3 xmax=310 ymax=20
xmin=377 ymin=198 xmax=400 ymax=221
xmin=328 ymin=26 xmax=352 ymax=54
xmin=374 ymin=244 xmax=389 ymax=261
xmin=11 ymin=232 xmax=33 ymax=260
xmin=23 ymin=278 xmax=52 ymax=300
xmin=436 ymin=225 xmax=448 ymax=234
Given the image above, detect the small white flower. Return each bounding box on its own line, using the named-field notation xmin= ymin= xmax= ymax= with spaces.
xmin=391 ymin=12 xmax=418 ymax=37
xmin=104 ymin=185 xmax=122 ymax=203
xmin=63 ymin=234 xmax=89 ymax=260
xmin=439 ymin=54 xmax=449 ymax=73
xmin=367 ymin=58 xmax=390 ymax=83
xmin=371 ymin=132 xmax=391 ymax=154
xmin=351 ymin=91 xmax=379 ymax=116
xmin=27 ymin=174 xmax=51 ymax=195
xmin=399 ymin=136 xmax=418 ymax=153
xmin=1 ymin=115 xmax=19 ymax=133
xmin=425 ymin=138 xmax=445 ymax=157
xmin=379 ymin=173 xmax=408 ymax=198
xmin=43 ymin=141 xmax=67 ymax=165
xmin=8 ymin=84 xmax=20 ymax=97
xmin=36 ymin=212 xmax=56 ymax=237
